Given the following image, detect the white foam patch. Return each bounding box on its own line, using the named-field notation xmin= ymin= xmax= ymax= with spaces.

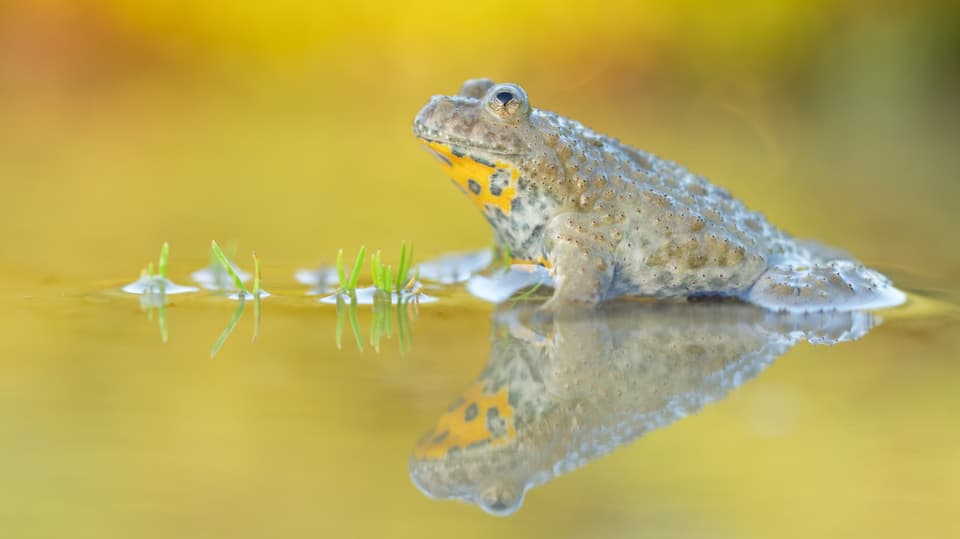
xmin=465 ymin=265 xmax=553 ymax=303
xmin=191 ymin=264 xmax=251 ymax=290
xmin=295 ymin=266 xmax=339 ymax=295
xmin=319 ymin=286 xmax=437 ymax=305
xmin=122 ymin=277 xmax=198 ymax=295
xmin=416 ymin=250 xmax=494 ymax=284
xmin=225 ymin=290 xmax=272 ymax=300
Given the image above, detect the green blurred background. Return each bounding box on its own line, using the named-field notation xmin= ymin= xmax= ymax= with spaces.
xmin=0 ymin=1 xmax=958 ymax=538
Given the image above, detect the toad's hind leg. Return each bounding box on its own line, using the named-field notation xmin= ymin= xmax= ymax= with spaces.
xmin=746 ymin=260 xmax=906 ymax=313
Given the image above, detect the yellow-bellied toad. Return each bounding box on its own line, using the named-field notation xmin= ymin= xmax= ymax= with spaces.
xmin=413 ymin=79 xmax=905 ymax=313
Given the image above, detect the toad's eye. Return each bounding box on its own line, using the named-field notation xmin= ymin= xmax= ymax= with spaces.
xmin=484 ymin=83 xmax=530 ymax=122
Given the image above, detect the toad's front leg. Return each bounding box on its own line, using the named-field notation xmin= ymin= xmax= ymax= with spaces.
xmin=540 ymin=212 xmax=615 ymax=312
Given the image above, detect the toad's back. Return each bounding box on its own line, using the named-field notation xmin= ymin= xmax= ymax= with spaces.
xmin=413 ymin=78 xmax=906 ymax=313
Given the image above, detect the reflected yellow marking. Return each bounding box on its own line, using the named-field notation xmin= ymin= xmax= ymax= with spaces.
xmin=421 ymin=140 xmax=518 ymax=215
xmin=413 ymin=383 xmax=516 ymax=460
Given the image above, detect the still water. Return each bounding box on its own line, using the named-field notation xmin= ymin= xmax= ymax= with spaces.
xmin=2 ymin=256 xmax=957 ymax=538
xmin=1 ymin=64 xmax=958 ymax=537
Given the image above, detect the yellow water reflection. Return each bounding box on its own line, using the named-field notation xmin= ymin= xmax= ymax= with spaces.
xmin=411 ymin=302 xmax=878 ymax=515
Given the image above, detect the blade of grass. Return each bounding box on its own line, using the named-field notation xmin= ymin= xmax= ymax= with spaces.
xmin=396 ymin=242 xmax=413 ymax=292
xmin=158 ymin=242 xmax=169 ymax=279
xmin=347 ymin=245 xmax=366 ymax=290
xmin=371 ymin=250 xmax=382 ymax=289
xmin=211 ymin=297 xmax=246 ymax=358
xmin=211 ymin=240 xmax=249 ymax=294
xmin=396 ymin=242 xmax=407 ymax=290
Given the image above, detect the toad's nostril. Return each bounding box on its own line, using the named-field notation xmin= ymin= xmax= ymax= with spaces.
xmin=495 ymin=91 xmax=514 ymax=105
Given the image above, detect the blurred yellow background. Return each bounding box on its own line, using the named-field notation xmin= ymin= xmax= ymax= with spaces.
xmin=1 ymin=0 xmax=958 ymax=282
xmin=0 ymin=2 xmax=958 ymax=538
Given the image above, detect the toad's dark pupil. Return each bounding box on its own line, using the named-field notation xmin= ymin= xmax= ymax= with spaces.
xmin=495 ymin=91 xmax=514 ymax=105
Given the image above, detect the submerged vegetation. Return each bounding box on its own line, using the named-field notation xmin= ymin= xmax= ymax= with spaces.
xmin=208 ymin=241 xmax=265 ymax=357
xmin=139 ymin=242 xmax=171 ymax=343
xmin=371 ymin=241 xmax=417 ymax=293
xmin=336 ymin=245 xmax=366 ymax=294
xmin=119 ymin=239 xmax=447 ymax=356
xmin=116 ymin=240 xmax=548 ymax=355
xmin=117 ymin=240 xmax=554 ymax=356
xmin=123 ymin=242 xmax=198 ymax=343
xmin=210 ymin=240 xmax=250 ymax=295
xmin=334 ymin=286 xmax=419 ymax=354
xmin=332 ymin=241 xmax=423 ymax=353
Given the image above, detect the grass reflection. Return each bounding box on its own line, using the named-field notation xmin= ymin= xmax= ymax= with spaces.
xmin=210 ymin=296 xmax=246 ymax=358
xmin=335 ymin=289 xmax=419 ymax=355
xmin=208 ymin=243 xmax=264 ymax=357
xmin=140 ymin=286 xmax=168 ymax=343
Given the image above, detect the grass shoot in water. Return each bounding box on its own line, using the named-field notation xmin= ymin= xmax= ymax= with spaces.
xmin=371 ymin=241 xmax=416 ymax=293
xmin=337 ymin=246 xmax=366 ymax=293
xmin=158 ymin=242 xmax=169 ymax=279
xmin=209 ymin=244 xmax=264 ymax=357
xmin=133 ymin=242 xmax=172 ymax=343
xmin=210 ymin=240 xmax=250 ymax=295
xmin=335 ymin=290 xmax=418 ymax=354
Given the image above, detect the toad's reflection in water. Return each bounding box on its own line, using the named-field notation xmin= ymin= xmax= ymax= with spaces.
xmin=409 ymin=301 xmax=877 ymax=515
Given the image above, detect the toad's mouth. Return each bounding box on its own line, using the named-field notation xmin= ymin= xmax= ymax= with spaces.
xmin=419 ymin=139 xmax=519 ymax=216
xmin=412 ymin=130 xmax=519 ymax=159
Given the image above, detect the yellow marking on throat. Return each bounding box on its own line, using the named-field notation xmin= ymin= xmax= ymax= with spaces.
xmin=413 ymin=383 xmax=516 ymax=460
xmin=421 ymin=140 xmax=518 ymax=215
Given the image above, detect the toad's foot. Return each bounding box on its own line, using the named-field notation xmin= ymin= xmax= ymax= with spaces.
xmin=746 ymin=260 xmax=907 ymax=313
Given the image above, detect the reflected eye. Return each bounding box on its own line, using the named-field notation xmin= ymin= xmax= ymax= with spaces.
xmin=484 ymin=83 xmax=530 ymax=121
